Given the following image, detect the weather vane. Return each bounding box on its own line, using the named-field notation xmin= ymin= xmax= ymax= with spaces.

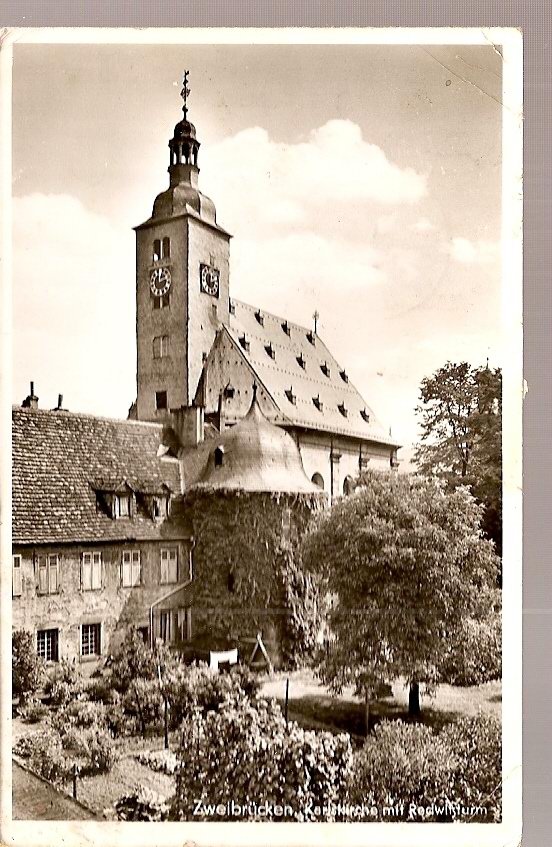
xmin=181 ymin=70 xmax=191 ymax=119
xmin=313 ymin=310 xmax=320 ymax=334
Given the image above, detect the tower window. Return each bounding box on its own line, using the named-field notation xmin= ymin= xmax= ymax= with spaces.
xmin=227 ymin=569 xmax=235 ymax=593
xmin=153 ymin=239 xmax=161 ymax=262
xmin=162 ymin=237 xmax=171 ymax=259
xmin=155 ymin=390 xmax=168 ymax=411
xmin=214 ymin=446 xmax=224 ymax=467
xmin=153 ymin=335 xmax=170 ymax=358
xmin=229 ymin=299 xmax=236 ymax=315
xmin=153 ymin=293 xmax=170 ymax=309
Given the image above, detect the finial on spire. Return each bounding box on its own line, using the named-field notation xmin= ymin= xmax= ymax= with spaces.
xmin=313 ymin=310 xmax=320 ymax=334
xmin=181 ymin=70 xmax=191 ymax=119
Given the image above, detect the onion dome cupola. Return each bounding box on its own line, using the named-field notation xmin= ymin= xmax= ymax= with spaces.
xmin=152 ymin=71 xmax=219 ymax=227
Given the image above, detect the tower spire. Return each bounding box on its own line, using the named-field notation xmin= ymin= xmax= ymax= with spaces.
xmin=181 ymin=70 xmax=190 ymax=120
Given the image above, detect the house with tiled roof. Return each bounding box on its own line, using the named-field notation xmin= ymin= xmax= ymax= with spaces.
xmin=131 ymin=79 xmax=400 ymax=499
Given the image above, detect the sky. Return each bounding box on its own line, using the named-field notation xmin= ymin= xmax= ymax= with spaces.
xmin=11 ymin=41 xmax=503 ymax=462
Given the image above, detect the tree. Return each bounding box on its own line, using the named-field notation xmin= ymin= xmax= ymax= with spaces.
xmin=12 ymin=629 xmax=46 ymax=703
xmin=414 ymin=362 xmax=502 ymax=558
xmin=300 ymin=471 xmax=499 ymax=726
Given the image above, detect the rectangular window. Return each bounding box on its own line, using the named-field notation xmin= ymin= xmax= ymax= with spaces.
xmin=115 ymin=494 xmax=131 ymax=518
xmin=37 ymin=628 xmax=59 ymax=662
xmin=82 ymin=552 xmax=102 ymax=591
xmin=153 ymin=293 xmax=170 ymax=310
xmin=155 ymin=390 xmax=168 ymax=411
xmin=122 ymin=550 xmax=141 ymax=587
xmin=37 ymin=555 xmax=59 ymax=595
xmin=81 ymin=623 xmax=101 ymax=657
xmin=12 ymin=554 xmax=22 ymax=597
xmin=160 ymin=548 xmax=178 ymax=584
xmin=153 ymin=335 xmax=170 ymax=359
xmin=159 ymin=610 xmax=171 ymax=643
xmin=153 ymin=239 xmax=161 ymax=262
xmin=162 ymin=236 xmax=170 ymax=259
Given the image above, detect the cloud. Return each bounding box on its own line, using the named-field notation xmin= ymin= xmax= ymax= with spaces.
xmin=443 ymin=236 xmax=499 ymax=264
xmin=13 ymin=194 xmax=135 ymax=416
xmin=412 ymin=217 xmax=436 ymax=232
xmin=201 ymin=121 xmax=427 ymax=241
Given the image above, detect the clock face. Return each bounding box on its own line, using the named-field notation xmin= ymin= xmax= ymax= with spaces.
xmin=200 ymin=263 xmax=220 ymax=297
xmin=150 ymin=266 xmax=172 ymax=297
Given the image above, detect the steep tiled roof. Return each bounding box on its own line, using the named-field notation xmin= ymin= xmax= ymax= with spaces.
xmin=227 ymin=300 xmax=399 ymax=446
xmin=12 ymin=407 xmax=186 ymax=545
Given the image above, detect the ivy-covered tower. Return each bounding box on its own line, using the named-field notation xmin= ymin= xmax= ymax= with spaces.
xmin=134 ymin=71 xmax=231 ymax=422
xmin=183 ymin=388 xmax=327 ymax=667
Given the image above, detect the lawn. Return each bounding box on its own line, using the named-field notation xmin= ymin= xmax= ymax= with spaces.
xmin=260 ymin=669 xmax=501 ymax=738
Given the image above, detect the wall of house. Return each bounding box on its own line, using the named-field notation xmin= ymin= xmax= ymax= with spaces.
xmin=12 ymin=538 xmax=192 ymax=666
xmin=185 ymin=490 xmax=324 ymax=668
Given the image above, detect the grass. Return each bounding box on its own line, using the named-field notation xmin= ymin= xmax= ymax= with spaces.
xmin=260 ymin=670 xmax=501 ymax=739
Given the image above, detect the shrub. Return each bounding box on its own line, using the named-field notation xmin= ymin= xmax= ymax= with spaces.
xmin=44 ymin=660 xmax=84 ymax=706
xmin=163 ymin=662 xmax=250 ymax=729
xmin=121 ymin=678 xmax=163 ymax=732
xmin=18 ymin=697 xmax=48 ymax=724
xmin=12 ymin=630 xmax=46 ymax=703
xmin=115 ymin=788 xmax=170 ymax=821
xmin=62 ymin=725 xmax=119 ymax=774
xmin=350 ymin=714 xmax=501 ymax=823
xmin=86 ymin=677 xmax=120 ymax=705
xmin=24 ymin=729 xmax=70 ymax=784
xmin=13 ymin=734 xmax=36 ymax=759
xmin=107 ymin=629 xmax=159 ymax=694
xmin=439 ymin=608 xmax=502 ymax=686
xmin=441 ymin=713 xmax=502 ymax=822
xmin=171 ymin=696 xmax=353 ymax=821
xmin=350 ymin=720 xmax=456 ymax=820
xmin=137 ymin=749 xmax=179 ymax=775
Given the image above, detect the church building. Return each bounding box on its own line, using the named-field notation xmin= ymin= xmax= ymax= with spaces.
xmin=12 ymin=75 xmax=399 ymax=669
xmin=130 ymin=73 xmax=400 ymax=497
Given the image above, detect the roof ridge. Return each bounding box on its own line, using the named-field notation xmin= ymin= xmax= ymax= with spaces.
xmin=230 ymin=298 xmax=320 ymax=339
xmin=12 ymin=406 xmax=164 ymax=430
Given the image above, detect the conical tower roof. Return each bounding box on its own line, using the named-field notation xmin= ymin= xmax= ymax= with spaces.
xmin=191 ymin=388 xmax=322 ymax=494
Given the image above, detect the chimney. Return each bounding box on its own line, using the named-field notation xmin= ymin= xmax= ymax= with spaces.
xmin=21 ymin=381 xmax=39 ymax=410
xmin=52 ymin=394 xmax=64 ymax=411
xmin=169 ymin=405 xmax=205 ymax=449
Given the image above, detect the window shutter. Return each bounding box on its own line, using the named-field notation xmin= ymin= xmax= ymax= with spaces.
xmin=122 ymin=551 xmax=131 ymax=586
xmin=48 ymin=555 xmax=59 ymax=593
xmin=38 ymin=556 xmax=48 ymax=594
xmin=12 ymin=556 xmax=22 ymax=597
xmin=92 ymin=553 xmax=102 ymax=589
xmin=160 ymin=549 xmax=168 ymax=584
xmin=131 ymin=551 xmax=141 ymax=586
xmin=82 ymin=553 xmax=92 ymax=590
xmin=169 ymin=549 xmax=178 ymax=583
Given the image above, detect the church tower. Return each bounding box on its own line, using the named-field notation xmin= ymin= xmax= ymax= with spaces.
xmin=134 ymin=72 xmax=231 ymax=422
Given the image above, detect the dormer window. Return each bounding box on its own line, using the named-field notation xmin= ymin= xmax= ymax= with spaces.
xmin=320 ymin=362 xmax=330 ymax=378
xmin=340 ymin=369 xmax=349 ymax=383
xmin=296 ymin=354 xmax=306 ymax=370
xmin=313 ymin=395 xmax=323 ymax=412
xmin=285 ymin=388 xmax=296 ymax=405
xmin=360 ymin=409 xmax=370 ymax=423
xmin=223 ymin=384 xmax=235 ymax=399
xmin=338 ymin=402 xmax=348 ymax=418
xmin=239 ymin=334 xmax=250 ymax=352
xmin=115 ymin=493 xmax=132 ymax=518
xmin=255 ymin=310 xmax=264 ymax=326
xmin=215 ymin=446 xmax=224 ymax=467
xmin=152 ymin=495 xmax=170 ymax=520
xmin=306 ymin=331 xmax=315 ymax=345
xmin=265 ymin=343 xmax=275 ymax=360
xmin=281 ymin=321 xmax=291 ymax=337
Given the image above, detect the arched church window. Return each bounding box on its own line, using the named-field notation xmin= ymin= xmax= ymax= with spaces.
xmin=162 ymin=237 xmax=171 ymax=259
xmin=153 ymin=240 xmax=161 ymax=262
xmin=312 ymin=473 xmax=324 ymax=490
xmin=343 ymin=476 xmax=354 ymax=496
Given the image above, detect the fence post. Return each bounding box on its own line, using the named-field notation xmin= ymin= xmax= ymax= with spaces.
xmin=72 ymin=763 xmax=78 ymax=800
xmin=284 ymin=677 xmax=289 ymax=725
